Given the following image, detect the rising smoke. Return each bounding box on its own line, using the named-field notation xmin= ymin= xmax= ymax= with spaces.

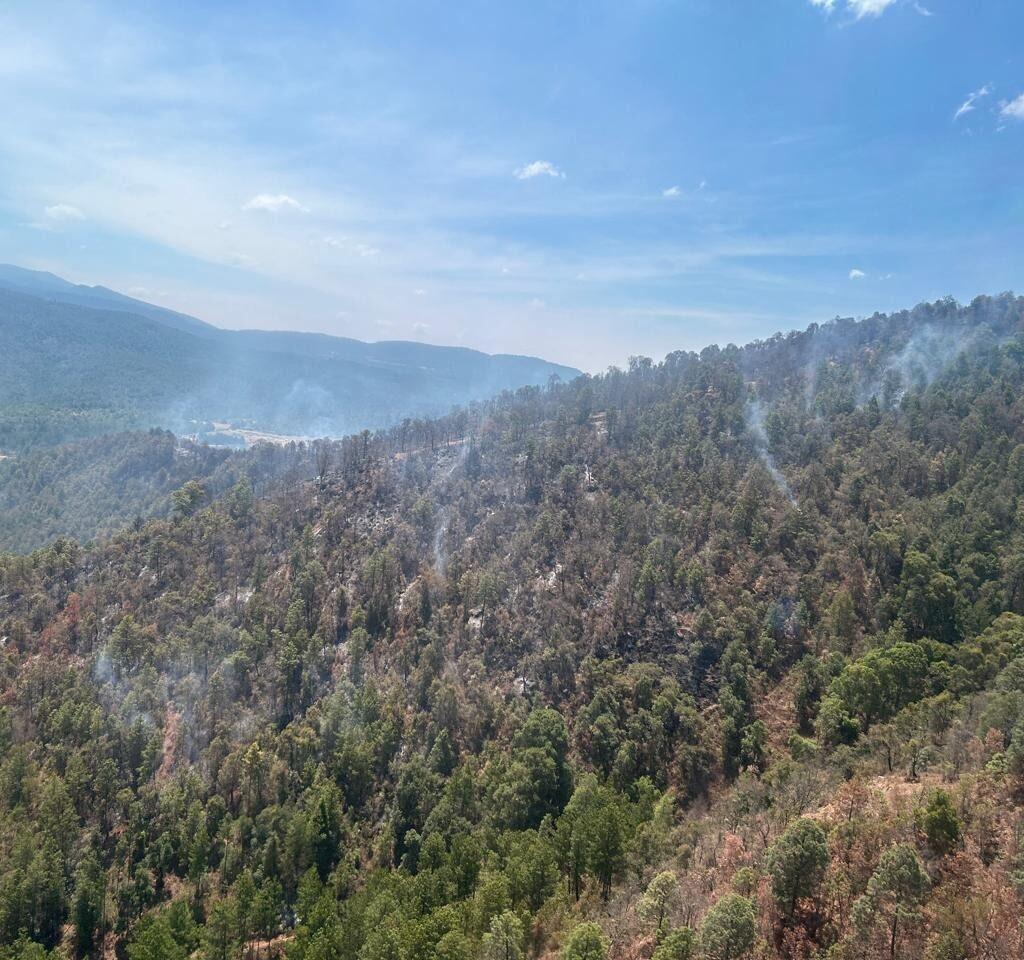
xmin=429 ymin=438 xmax=471 ymax=575
xmin=745 ymin=397 xmax=797 ymax=506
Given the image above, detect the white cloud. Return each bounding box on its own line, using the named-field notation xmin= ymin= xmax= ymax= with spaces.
xmin=849 ymin=268 xmax=866 ymax=280
xmin=514 ymin=160 xmax=565 ymax=180
xmin=323 ymin=235 xmax=379 ymax=258
xmin=1000 ymin=94 xmax=1024 ymax=121
xmin=44 ymin=203 xmax=85 ymax=221
xmin=810 ymin=0 xmax=901 ymax=18
xmin=847 ymin=0 xmax=898 ymax=18
xmin=242 ymin=193 xmax=309 ymax=213
xmin=662 ymin=185 xmax=681 ymax=198
xmin=954 ymin=85 xmax=991 ymax=121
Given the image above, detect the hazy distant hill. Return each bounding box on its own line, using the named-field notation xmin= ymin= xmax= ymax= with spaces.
xmin=0 ymin=265 xmax=579 ymax=451
xmin=0 ymin=263 xmax=216 ymax=337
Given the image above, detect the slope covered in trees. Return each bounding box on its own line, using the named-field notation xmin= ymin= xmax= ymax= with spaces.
xmin=0 ymin=431 xmax=326 ymax=553
xmin=2 ymin=294 xmax=1024 ymax=960
xmin=0 ymin=272 xmax=578 ymax=452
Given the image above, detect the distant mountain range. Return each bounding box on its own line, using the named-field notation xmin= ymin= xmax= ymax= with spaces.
xmin=0 ymin=264 xmax=580 ymax=451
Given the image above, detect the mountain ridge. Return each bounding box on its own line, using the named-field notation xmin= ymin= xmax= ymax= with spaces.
xmin=2 ymin=291 xmax=1018 ymax=552
xmin=0 ymin=265 xmax=579 ymax=452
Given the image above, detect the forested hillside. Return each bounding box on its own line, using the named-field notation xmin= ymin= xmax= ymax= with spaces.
xmin=0 ymin=272 xmax=578 ymax=452
xmin=3 ymin=294 xmax=1024 ymax=960
xmin=0 ymin=432 xmax=322 ymax=553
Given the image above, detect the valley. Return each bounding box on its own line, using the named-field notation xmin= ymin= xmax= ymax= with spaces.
xmin=0 ymin=266 xmax=579 ymax=454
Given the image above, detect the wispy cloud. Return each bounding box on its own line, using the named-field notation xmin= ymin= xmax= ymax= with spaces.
xmin=849 ymin=268 xmax=866 ymax=279
xmin=514 ymin=160 xmax=565 ymax=180
xmin=810 ymin=0 xmax=901 ymax=18
xmin=323 ymin=235 xmax=380 ymax=257
xmin=662 ymin=185 xmax=681 ymax=198
xmin=847 ymin=0 xmax=898 ymax=18
xmin=44 ymin=203 xmax=85 ymax=221
xmin=242 ymin=193 xmax=309 ymax=213
xmin=1000 ymin=94 xmax=1024 ymax=121
xmin=954 ymin=85 xmax=991 ymax=121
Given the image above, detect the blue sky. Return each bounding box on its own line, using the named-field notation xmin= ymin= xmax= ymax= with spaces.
xmin=0 ymin=0 xmax=1021 ymax=370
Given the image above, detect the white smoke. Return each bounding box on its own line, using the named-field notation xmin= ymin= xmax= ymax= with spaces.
xmin=745 ymin=398 xmax=796 ymax=505
xmin=432 ymin=506 xmax=449 ymax=575
xmin=868 ymin=323 xmax=983 ymax=407
xmin=430 ymin=438 xmax=470 ymax=575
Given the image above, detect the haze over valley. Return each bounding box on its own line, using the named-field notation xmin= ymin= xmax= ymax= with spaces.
xmin=0 ymin=264 xmax=577 ymax=453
